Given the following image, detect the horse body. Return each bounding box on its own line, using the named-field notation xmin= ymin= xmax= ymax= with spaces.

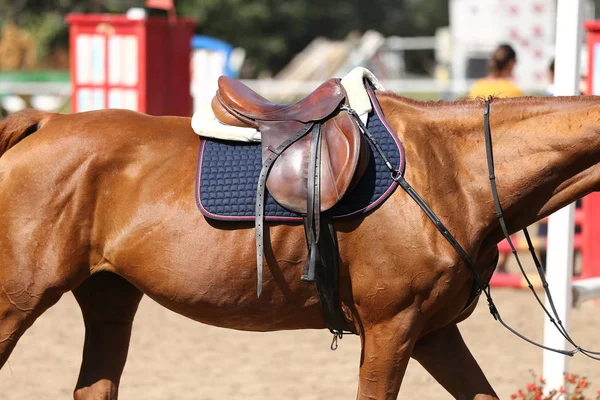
xmin=1 ymin=94 xmax=599 ymax=399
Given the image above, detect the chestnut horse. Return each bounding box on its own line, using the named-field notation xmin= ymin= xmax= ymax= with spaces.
xmin=0 ymin=94 xmax=599 ymax=400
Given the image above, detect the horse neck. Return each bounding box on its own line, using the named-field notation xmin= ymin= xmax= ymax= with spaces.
xmin=377 ymin=94 xmax=600 ymax=245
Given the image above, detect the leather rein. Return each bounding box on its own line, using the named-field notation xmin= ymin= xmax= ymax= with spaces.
xmin=345 ymin=99 xmax=600 ymax=360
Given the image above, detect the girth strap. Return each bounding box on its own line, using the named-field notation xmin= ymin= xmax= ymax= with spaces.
xmin=254 ymin=119 xmax=353 ymax=335
xmin=255 ymin=122 xmax=315 ymax=297
xmin=312 ymin=219 xmax=352 ymax=334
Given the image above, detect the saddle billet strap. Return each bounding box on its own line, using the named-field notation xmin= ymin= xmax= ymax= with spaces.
xmin=255 ymin=122 xmax=315 ymax=297
xmin=302 ymin=124 xmax=323 ymax=282
xmin=254 ymin=119 xmax=353 ymax=336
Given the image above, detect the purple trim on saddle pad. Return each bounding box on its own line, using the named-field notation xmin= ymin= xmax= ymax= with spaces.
xmin=194 ymin=83 xmax=405 ymax=222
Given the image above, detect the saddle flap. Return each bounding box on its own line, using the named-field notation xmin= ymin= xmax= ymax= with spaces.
xmin=263 ymin=111 xmax=367 ymax=213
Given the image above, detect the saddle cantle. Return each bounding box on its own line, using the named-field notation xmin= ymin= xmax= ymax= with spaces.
xmin=211 ymin=76 xmax=372 ymax=334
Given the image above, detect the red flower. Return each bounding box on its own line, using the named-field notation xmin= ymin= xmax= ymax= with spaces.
xmin=578 ymin=378 xmax=589 ymax=388
xmin=510 ymin=394 xmax=517 ymax=400
xmin=565 ymin=373 xmax=575 ymax=384
xmin=539 ymin=376 xmax=547 ymax=385
xmin=518 ymin=389 xmax=526 ymax=398
xmin=560 ymin=385 xmax=566 ymax=394
xmin=528 ymin=383 xmax=538 ymax=391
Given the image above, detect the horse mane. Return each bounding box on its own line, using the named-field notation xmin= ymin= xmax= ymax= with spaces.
xmin=376 ymin=90 xmax=599 ymax=110
xmin=376 ymin=91 xmax=480 ymax=108
xmin=374 ymin=91 xmax=600 ymax=137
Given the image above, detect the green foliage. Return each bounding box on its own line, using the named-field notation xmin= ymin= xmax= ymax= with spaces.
xmin=0 ymin=0 xmax=145 ymax=67
xmin=0 ymin=0 xmax=450 ymax=74
xmin=21 ymin=14 xmax=64 ymax=62
xmin=179 ymin=0 xmax=448 ymax=75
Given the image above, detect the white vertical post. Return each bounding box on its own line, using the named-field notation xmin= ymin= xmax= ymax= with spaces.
xmin=543 ymin=0 xmax=583 ymax=393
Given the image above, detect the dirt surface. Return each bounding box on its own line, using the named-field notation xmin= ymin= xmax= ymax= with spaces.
xmin=1 ymin=285 xmax=599 ymax=399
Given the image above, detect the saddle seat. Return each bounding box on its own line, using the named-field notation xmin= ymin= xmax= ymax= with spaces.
xmin=214 ymin=76 xmax=347 ymax=126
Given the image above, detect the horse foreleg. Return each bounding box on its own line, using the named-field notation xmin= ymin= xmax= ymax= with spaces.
xmin=0 ymin=278 xmax=62 ymax=368
xmin=412 ymin=324 xmax=498 ymax=400
xmin=72 ymin=272 xmax=143 ymax=400
xmin=357 ymin=315 xmax=420 ymax=400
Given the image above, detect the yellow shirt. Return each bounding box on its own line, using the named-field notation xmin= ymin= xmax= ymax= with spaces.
xmin=468 ymin=78 xmax=523 ymax=99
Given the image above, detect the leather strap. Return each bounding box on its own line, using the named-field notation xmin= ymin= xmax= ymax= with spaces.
xmin=381 ymin=101 xmax=598 ymax=359
xmin=483 ymin=101 xmax=600 ymax=359
xmin=314 ymin=219 xmax=353 ymax=334
xmin=253 ymin=119 xmax=353 ymax=335
xmin=255 ymin=123 xmax=315 ymax=297
xmin=302 ymin=124 xmax=322 ymax=281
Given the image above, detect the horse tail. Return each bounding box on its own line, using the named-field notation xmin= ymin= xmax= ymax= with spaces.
xmin=0 ymin=109 xmax=54 ymax=158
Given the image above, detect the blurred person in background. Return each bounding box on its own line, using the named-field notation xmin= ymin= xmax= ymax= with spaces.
xmin=474 ymin=44 xmax=521 ymax=272
xmin=544 ymin=58 xmax=555 ymax=96
xmin=469 ymin=43 xmax=523 ymax=99
xmin=544 ymin=57 xmax=587 ymax=96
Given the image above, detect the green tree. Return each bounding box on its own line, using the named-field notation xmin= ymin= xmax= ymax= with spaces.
xmin=0 ymin=0 xmax=147 ymax=68
xmin=0 ymin=0 xmax=450 ymax=74
xmin=178 ymin=0 xmax=449 ymax=75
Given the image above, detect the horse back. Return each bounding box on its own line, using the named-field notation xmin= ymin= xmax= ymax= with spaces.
xmin=0 ymin=109 xmax=200 ymax=273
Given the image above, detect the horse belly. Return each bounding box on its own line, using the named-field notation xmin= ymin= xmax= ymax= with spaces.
xmin=109 ymin=220 xmax=326 ymax=332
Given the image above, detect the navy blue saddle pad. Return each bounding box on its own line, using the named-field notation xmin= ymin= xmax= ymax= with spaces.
xmin=195 ymin=86 xmax=405 ymax=222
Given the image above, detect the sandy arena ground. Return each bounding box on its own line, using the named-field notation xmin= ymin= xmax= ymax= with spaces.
xmin=1 ymin=283 xmax=599 ymax=399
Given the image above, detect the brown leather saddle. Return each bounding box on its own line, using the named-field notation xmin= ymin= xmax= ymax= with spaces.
xmin=212 ymin=76 xmax=369 ymax=333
